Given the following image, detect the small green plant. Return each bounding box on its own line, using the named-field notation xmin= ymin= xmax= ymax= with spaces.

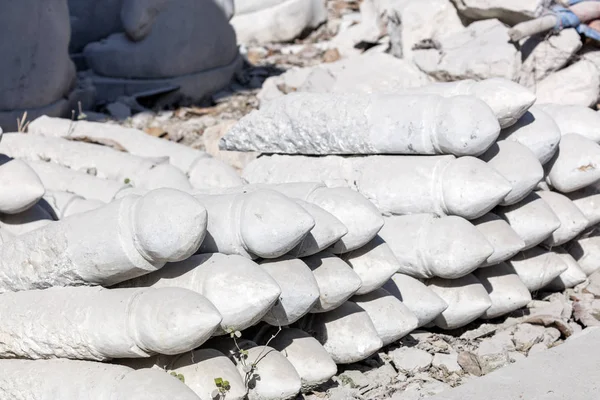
xmin=169 ymin=371 xmax=185 ymax=383
xmin=211 ymin=377 xmax=231 ymax=399
xmin=124 ymin=178 xmax=131 ymax=184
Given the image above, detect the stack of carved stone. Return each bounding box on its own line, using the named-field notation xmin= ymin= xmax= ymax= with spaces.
xmin=216 ymin=78 xmax=600 ymax=370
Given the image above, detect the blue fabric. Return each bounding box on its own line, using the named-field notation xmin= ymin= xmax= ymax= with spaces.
xmin=577 ymin=23 xmax=600 ymax=40
xmin=567 ymin=0 xmax=600 ymax=6
xmin=551 ymin=6 xmax=582 ymax=31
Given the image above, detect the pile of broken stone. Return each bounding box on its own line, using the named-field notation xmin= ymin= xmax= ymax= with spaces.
xmin=2 ymin=74 xmax=600 ymax=399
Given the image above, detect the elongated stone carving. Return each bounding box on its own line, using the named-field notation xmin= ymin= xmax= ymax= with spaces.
xmin=0 ymin=158 xmax=45 ymax=214
xmin=566 ymin=182 xmax=600 ymax=228
xmin=498 ymin=106 xmax=561 ymax=165
xmin=222 ymin=93 xmax=500 ymax=156
xmin=196 ymin=190 xmax=314 ymax=259
xmin=507 ymin=247 xmax=569 ymax=292
xmin=303 ymin=251 xmax=362 ymax=313
xmin=243 ymin=155 xmax=511 ymax=220
xmin=0 ymin=133 xmax=191 ymax=191
xmin=0 ymin=188 xmax=206 ymax=291
xmin=546 ymin=248 xmax=588 ymax=291
xmin=267 ymin=328 xmax=338 ymax=390
xmin=260 ymin=256 xmax=320 ymax=326
xmin=536 ymin=191 xmax=589 ymax=247
xmin=42 ymin=190 xmax=104 ymax=219
xmin=301 ymin=301 xmax=383 ymax=364
xmin=341 ymin=236 xmax=400 ymax=295
xmin=565 ymin=229 xmax=600 ymax=276
xmin=480 ymin=141 xmax=543 ymax=205
xmin=427 ymin=274 xmax=492 ymax=330
xmin=119 ymin=253 xmax=281 ymax=334
xmin=472 ymin=213 xmax=526 ymax=267
xmin=353 ymin=288 xmax=419 ymax=345
xmin=0 ymin=202 xmax=54 ymax=235
xmin=29 ymin=116 xmax=243 ymax=189
xmin=473 ymin=262 xmax=532 ymax=319
xmin=289 ymin=200 xmax=348 ymax=257
xmin=380 ymin=214 xmax=493 ymax=279
xmin=383 ymin=273 xmax=448 ymax=328
xmin=495 ymin=192 xmax=561 ymax=250
xmin=201 ymin=182 xmax=384 ymax=253
xmin=119 ymin=349 xmax=247 ymax=400
xmin=545 ymin=134 xmax=600 ymax=193
xmin=0 ymin=359 xmax=201 ymax=399
xmin=400 ymin=78 xmax=536 ymax=128
xmin=26 ymin=160 xmax=131 ymax=203
xmin=0 ymin=286 xmax=221 ymax=360
xmin=537 ymin=103 xmax=600 ymax=143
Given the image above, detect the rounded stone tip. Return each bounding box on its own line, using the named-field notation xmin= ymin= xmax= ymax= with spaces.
xmin=291 ymin=200 xmax=348 ymax=257
xmin=132 ymin=287 xmax=222 ymax=355
xmin=116 ymin=369 xmax=201 ymax=400
xmin=436 ymin=96 xmax=500 ymax=156
xmin=0 ymin=159 xmax=45 ymax=214
xmin=138 ymin=163 xmax=193 ymax=191
xmin=312 ymin=187 xmax=384 ymax=254
xmin=427 ymin=216 xmax=494 ymax=279
xmin=240 ymin=190 xmax=315 ymax=258
xmin=133 ymin=188 xmax=208 ymax=262
xmin=443 ymin=156 xmax=512 ymax=219
xmin=474 ymin=78 xmax=536 ymax=128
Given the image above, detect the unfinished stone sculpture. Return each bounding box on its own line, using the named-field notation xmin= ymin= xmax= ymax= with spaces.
xmin=379 ymin=214 xmax=493 ymax=279
xmin=507 ymin=247 xmax=569 ymax=291
xmin=243 ymin=155 xmax=511 ymax=220
xmin=266 ymin=328 xmax=338 ymax=390
xmin=546 ymin=248 xmax=588 ymax=290
xmin=427 ymin=274 xmax=492 ymax=330
xmin=222 ymin=92 xmax=501 ymax=156
xmin=257 ymin=53 xmax=433 ymax=104
xmin=301 ymin=301 xmax=383 ymax=364
xmin=0 ymin=286 xmax=221 ymax=360
xmin=472 ymin=213 xmax=526 ymax=267
xmin=210 ymin=182 xmax=384 ymax=253
xmin=121 ymin=348 xmax=247 ymax=400
xmin=30 ymin=116 xmax=243 ymax=189
xmin=412 ymin=19 xmax=521 ymax=82
xmin=536 ymin=190 xmax=589 ymax=246
xmin=41 ymin=190 xmax=104 ymax=219
xmin=26 ymin=160 xmax=132 ymax=203
xmin=473 ymin=263 xmax=533 ymax=319
xmin=537 ymin=103 xmax=600 ymax=143
xmin=0 ymin=158 xmax=45 ymax=214
xmin=119 ymin=253 xmax=281 ymax=334
xmin=231 ymin=0 xmax=326 ymax=44
xmin=81 ymin=0 xmax=242 ymax=104
xmin=498 ymin=105 xmax=561 ymax=165
xmin=400 ymin=78 xmax=536 ymax=129
xmin=566 ymin=182 xmax=600 ymax=228
xmin=383 ymin=273 xmax=449 ymax=328
xmin=0 ymin=203 xmax=54 ymax=235
xmin=303 ymin=251 xmax=363 ymax=312
xmin=495 ymin=192 xmax=561 ymax=250
xmin=259 ymin=256 xmax=320 ymax=326
xmin=341 ymin=236 xmax=401 ymax=295
xmin=544 ymin=134 xmax=600 ymax=193
xmin=0 ymin=0 xmax=77 ymax=131
xmin=480 ymin=141 xmax=543 ymax=205
xmin=0 ymin=359 xmax=201 ymax=399
xmin=0 ymin=133 xmax=191 ymax=191
xmin=195 ymin=190 xmax=314 ymax=259
xmin=565 ymin=229 xmax=600 ymax=276
xmin=353 ymin=288 xmax=419 ymax=345
xmin=288 ymin=200 xmax=348 ymax=257
xmin=0 ymin=188 xmax=206 ymax=292
xmin=68 ymin=0 xmax=124 ymax=53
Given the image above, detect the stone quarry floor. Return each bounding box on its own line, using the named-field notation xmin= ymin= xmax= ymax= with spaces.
xmin=91 ymin=2 xmax=600 ymax=398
